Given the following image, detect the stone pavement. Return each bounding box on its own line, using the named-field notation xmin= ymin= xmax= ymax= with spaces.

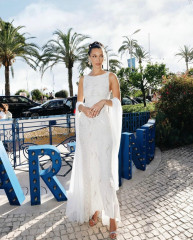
xmin=0 ymin=145 xmax=193 ymax=240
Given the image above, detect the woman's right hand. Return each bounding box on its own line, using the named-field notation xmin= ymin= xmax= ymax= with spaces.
xmin=81 ymin=106 xmax=93 ymax=118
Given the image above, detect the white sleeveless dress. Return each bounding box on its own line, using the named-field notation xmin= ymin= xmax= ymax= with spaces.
xmin=66 ymin=72 xmax=121 ymax=225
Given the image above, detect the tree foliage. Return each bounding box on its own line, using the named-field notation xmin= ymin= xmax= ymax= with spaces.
xmin=55 ymin=90 xmax=68 ymax=98
xmin=175 ymin=45 xmax=193 ymax=71
xmin=156 ymin=74 xmax=193 ymax=147
xmin=118 ymin=36 xmax=139 ymax=57
xmin=117 ymin=63 xmax=167 ymax=106
xmin=40 ymin=28 xmax=89 ymax=96
xmin=188 ymin=68 xmax=193 ymax=76
xmin=15 ymin=89 xmax=30 ymax=98
xmin=117 ymin=68 xmax=132 ymax=98
xmin=31 ymin=89 xmax=42 ymax=101
xmin=0 ymin=19 xmax=39 ymax=95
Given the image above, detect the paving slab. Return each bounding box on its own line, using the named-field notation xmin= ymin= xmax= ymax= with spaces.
xmin=0 ymin=145 xmax=193 ymax=240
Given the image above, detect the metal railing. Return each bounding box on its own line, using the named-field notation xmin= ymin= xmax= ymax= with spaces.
xmin=0 ymin=112 xmax=150 ymax=168
xmin=122 ymin=112 xmax=150 ymax=132
xmin=0 ymin=114 xmax=75 ymax=168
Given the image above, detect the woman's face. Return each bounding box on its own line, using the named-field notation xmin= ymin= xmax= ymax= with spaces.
xmin=89 ymin=48 xmax=104 ymax=68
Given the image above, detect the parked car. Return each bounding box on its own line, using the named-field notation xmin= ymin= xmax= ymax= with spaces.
xmin=0 ymin=95 xmax=40 ymax=118
xmin=134 ymin=97 xmax=151 ymax=104
xmin=122 ymin=96 xmax=138 ymax=105
xmin=64 ymin=96 xmax=77 ymax=114
xmin=22 ymin=96 xmax=77 ymax=117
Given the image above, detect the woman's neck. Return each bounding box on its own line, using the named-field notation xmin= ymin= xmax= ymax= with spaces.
xmin=90 ymin=68 xmax=106 ymax=76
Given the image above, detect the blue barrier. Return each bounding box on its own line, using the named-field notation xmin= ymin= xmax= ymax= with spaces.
xmin=141 ymin=119 xmax=156 ymax=163
xmin=122 ymin=112 xmax=150 ymax=132
xmin=119 ymin=130 xmax=146 ymax=181
xmin=119 ymin=119 xmax=156 ymax=185
xmin=28 ymin=145 xmax=67 ymax=205
xmin=0 ymin=141 xmax=25 ymax=205
xmin=119 ymin=133 xmax=133 ymax=181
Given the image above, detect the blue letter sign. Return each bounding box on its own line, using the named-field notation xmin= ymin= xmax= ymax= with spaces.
xmin=28 ymin=145 xmax=67 ymax=205
xmin=0 ymin=141 xmax=25 ymax=205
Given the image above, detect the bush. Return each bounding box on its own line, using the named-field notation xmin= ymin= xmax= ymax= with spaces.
xmin=15 ymin=89 xmax=30 ymax=98
xmin=156 ymin=74 xmax=193 ymax=148
xmin=188 ymin=68 xmax=193 ymax=76
xmin=31 ymin=89 xmax=42 ymax=101
xmin=122 ymin=103 xmax=155 ymax=113
xmin=55 ymin=90 xmax=68 ymax=98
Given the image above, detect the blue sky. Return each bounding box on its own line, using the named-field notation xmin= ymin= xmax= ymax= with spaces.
xmin=0 ymin=0 xmax=193 ymax=95
xmin=0 ymin=0 xmax=90 ymax=18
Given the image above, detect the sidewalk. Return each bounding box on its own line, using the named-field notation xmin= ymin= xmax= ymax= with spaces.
xmin=0 ymin=145 xmax=193 ymax=240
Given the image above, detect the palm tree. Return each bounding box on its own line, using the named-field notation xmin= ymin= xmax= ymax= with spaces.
xmin=134 ymin=45 xmax=148 ymax=73
xmin=105 ymin=47 xmax=122 ymax=73
xmin=0 ymin=19 xmax=39 ymax=95
xmin=175 ymin=45 xmax=193 ymax=72
xmin=133 ymin=46 xmax=149 ymax=106
xmin=108 ymin=58 xmax=122 ymax=73
xmin=118 ymin=36 xmax=139 ymax=70
xmin=78 ymin=43 xmax=91 ymax=75
xmin=40 ymin=28 xmax=89 ymax=96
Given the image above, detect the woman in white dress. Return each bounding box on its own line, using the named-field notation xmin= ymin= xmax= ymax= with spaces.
xmin=66 ymin=41 xmax=122 ymax=239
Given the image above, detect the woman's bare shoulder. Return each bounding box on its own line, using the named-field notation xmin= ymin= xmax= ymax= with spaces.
xmin=109 ymin=72 xmax=118 ymax=82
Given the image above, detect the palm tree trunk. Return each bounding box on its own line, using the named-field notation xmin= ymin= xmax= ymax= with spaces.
xmin=68 ymin=67 xmax=73 ymax=96
xmin=5 ymin=65 xmax=10 ymax=96
xmin=142 ymin=90 xmax=146 ymax=107
xmin=139 ymin=63 xmax=146 ymax=107
xmin=139 ymin=62 xmax=143 ymax=75
xmin=141 ymin=81 xmax=146 ymax=107
xmin=186 ymin=61 xmax=189 ymax=72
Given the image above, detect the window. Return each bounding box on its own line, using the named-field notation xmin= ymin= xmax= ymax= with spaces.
xmin=49 ymin=101 xmax=58 ymax=108
xmin=122 ymin=98 xmax=132 ymax=105
xmin=0 ymin=97 xmax=9 ymax=103
xmin=18 ymin=97 xmax=29 ymax=103
xmin=58 ymin=100 xmax=64 ymax=107
xmin=9 ymin=97 xmax=19 ymax=103
xmin=66 ymin=100 xmax=72 ymax=108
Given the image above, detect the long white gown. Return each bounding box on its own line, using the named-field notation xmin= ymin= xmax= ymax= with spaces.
xmin=66 ymin=72 xmax=122 ymax=226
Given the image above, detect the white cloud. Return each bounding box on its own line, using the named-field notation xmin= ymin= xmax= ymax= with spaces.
xmin=12 ymin=2 xmax=83 ymax=43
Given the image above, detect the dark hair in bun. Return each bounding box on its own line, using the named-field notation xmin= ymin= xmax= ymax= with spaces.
xmin=88 ymin=41 xmax=104 ymax=56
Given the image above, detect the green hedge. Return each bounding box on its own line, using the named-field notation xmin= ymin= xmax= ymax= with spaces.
xmin=156 ymin=74 xmax=193 ymax=148
xmin=122 ymin=103 xmax=155 ymax=113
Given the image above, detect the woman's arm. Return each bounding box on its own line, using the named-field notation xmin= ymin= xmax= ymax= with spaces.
xmin=101 ymin=72 xmax=121 ymax=107
xmin=77 ymin=76 xmax=93 ymax=118
xmin=0 ymin=112 xmax=5 ymax=119
xmin=77 ymin=76 xmax=84 ymax=112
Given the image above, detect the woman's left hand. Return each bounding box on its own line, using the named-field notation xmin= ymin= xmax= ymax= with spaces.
xmin=90 ymin=100 xmax=105 ymax=117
